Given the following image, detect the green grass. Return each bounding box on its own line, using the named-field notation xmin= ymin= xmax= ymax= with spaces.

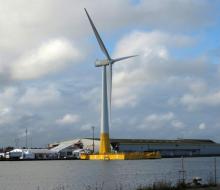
xmin=136 ymin=181 xmax=186 ymax=190
xmin=35 ymin=181 xmax=218 ymax=190
xmin=136 ymin=181 xmax=218 ymax=190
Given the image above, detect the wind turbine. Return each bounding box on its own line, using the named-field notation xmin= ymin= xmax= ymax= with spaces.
xmin=85 ymin=8 xmax=137 ymax=154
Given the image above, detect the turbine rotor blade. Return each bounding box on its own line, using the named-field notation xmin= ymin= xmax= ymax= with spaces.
xmin=84 ymin=8 xmax=111 ymax=60
xmin=112 ymin=55 xmax=138 ymax=63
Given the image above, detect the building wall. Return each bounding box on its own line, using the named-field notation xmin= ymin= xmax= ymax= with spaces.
xmin=117 ymin=143 xmax=220 ymax=157
xmin=199 ymin=145 xmax=220 ymax=155
xmin=58 ymin=147 xmax=75 ymax=158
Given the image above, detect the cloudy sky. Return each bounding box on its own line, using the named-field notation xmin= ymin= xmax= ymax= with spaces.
xmin=0 ymin=0 xmax=220 ymax=147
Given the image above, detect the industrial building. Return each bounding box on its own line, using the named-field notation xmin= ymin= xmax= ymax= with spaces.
xmin=110 ymin=138 xmax=220 ymax=157
xmin=49 ymin=138 xmax=220 ymax=158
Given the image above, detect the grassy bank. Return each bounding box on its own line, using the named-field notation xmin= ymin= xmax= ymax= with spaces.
xmin=36 ymin=181 xmax=219 ymax=190
xmin=136 ymin=181 xmax=218 ymax=190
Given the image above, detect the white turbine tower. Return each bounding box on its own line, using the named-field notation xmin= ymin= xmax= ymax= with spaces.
xmin=85 ymin=8 xmax=137 ymax=154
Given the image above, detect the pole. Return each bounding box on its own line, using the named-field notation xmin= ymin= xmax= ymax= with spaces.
xmin=30 ymin=136 xmax=32 ymax=148
xmin=214 ymin=157 xmax=217 ymax=185
xmin=92 ymin=126 xmax=95 ymax=153
xmin=182 ymin=157 xmax=184 ymax=183
xmin=179 ymin=156 xmax=185 ymax=184
xmin=25 ymin=128 xmax=28 ymax=149
xmin=14 ymin=138 xmax=19 ymax=148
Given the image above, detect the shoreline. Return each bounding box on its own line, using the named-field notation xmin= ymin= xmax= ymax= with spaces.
xmin=136 ymin=182 xmax=219 ymax=190
xmin=0 ymin=155 xmax=220 ymax=161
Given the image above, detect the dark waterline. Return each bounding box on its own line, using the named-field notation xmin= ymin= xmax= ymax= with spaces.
xmin=0 ymin=157 xmax=219 ymax=190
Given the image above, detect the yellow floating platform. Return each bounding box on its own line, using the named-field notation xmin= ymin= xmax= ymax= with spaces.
xmin=80 ymin=151 xmax=161 ymax=160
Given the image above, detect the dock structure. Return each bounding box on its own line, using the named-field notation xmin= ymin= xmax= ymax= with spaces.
xmin=80 ymin=152 xmax=161 ymax=160
xmin=83 ymin=9 xmax=160 ymax=160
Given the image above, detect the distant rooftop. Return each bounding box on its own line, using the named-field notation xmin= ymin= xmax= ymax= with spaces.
xmin=85 ymin=138 xmax=216 ymax=145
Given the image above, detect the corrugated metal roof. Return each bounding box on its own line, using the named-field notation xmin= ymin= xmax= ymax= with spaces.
xmin=85 ymin=138 xmax=215 ymax=145
xmin=28 ymin=149 xmax=56 ymax=154
xmin=51 ymin=139 xmax=81 ymax=152
xmin=10 ymin=149 xmax=57 ymax=154
xmin=50 ymin=139 xmax=100 ymax=152
xmin=49 ymin=138 xmax=217 ymax=152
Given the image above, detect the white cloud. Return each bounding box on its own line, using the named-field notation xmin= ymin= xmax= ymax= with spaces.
xmin=0 ymin=0 xmax=212 ymax=50
xmin=112 ymin=30 xmax=196 ymax=108
xmin=56 ymin=114 xmax=80 ymax=125
xmin=180 ymin=91 xmax=220 ymax=111
xmin=144 ymin=112 xmax=174 ymax=123
xmin=19 ymin=86 xmax=61 ymax=107
xmin=0 ymin=0 xmax=213 ymax=83
xmin=113 ymin=31 xmax=193 ymax=57
xmin=171 ymin=120 xmax=185 ymax=129
xmin=138 ymin=112 xmax=185 ymax=131
xmin=0 ymin=107 xmax=11 ymax=116
xmin=80 ymin=123 xmax=94 ymax=131
xmin=0 ymin=87 xmax=18 ymax=108
xmin=11 ymin=39 xmax=81 ymax=80
xmin=188 ymin=80 xmax=207 ymax=94
xmin=135 ymin=0 xmax=213 ymax=30
xmin=0 ymin=107 xmax=14 ymax=125
xmin=198 ymin=123 xmax=206 ymax=130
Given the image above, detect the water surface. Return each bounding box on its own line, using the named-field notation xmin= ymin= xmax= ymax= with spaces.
xmin=0 ymin=157 xmax=219 ymax=190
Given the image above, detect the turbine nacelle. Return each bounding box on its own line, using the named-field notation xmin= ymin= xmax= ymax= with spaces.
xmin=95 ymin=59 xmax=110 ymax=67
xmin=95 ymin=56 xmax=138 ymax=67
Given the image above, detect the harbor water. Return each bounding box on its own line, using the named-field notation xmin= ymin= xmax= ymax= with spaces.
xmin=0 ymin=157 xmax=219 ymax=190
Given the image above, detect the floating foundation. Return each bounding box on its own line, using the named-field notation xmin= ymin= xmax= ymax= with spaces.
xmin=80 ymin=151 xmax=161 ymax=160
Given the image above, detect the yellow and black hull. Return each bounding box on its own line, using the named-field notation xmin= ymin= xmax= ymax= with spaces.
xmin=80 ymin=151 xmax=161 ymax=160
